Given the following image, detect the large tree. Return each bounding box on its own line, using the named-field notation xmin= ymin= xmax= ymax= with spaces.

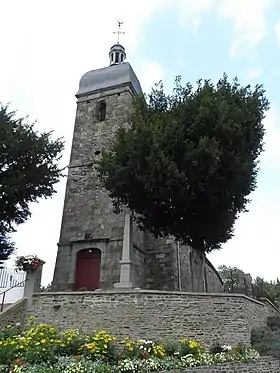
xmin=0 ymin=105 xmax=64 ymax=263
xmin=98 ymin=74 xmax=269 ymax=287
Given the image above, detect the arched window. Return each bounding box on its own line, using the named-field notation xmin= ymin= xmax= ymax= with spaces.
xmin=96 ymin=100 xmax=106 ymax=122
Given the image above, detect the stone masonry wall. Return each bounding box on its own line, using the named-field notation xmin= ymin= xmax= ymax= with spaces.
xmin=204 ymin=258 xmax=223 ymax=293
xmin=259 ymin=297 xmax=280 ymax=316
xmin=52 ymin=87 xmax=134 ymax=290
xmin=160 ymin=357 xmax=280 ymax=372
xmin=131 ymin=221 xmax=147 ymax=288
xmin=175 ymin=243 xmax=192 ymax=292
xmin=58 ymin=89 xmax=133 ymax=244
xmin=0 ymin=298 xmax=26 ymax=329
xmin=32 ymin=290 xmax=270 ymax=347
xmin=132 ymin=245 xmax=146 ymax=288
xmin=174 ymin=244 xmax=223 ymax=293
xmin=145 ymin=237 xmax=177 ymax=291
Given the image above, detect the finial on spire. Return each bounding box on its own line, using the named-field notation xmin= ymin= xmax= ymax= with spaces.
xmin=109 ymin=20 xmax=126 ymax=66
xmin=114 ymin=20 xmax=125 ymax=44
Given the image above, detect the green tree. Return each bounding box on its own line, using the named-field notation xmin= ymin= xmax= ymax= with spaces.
xmin=253 ymin=277 xmax=280 ymax=303
xmin=98 ymin=74 xmax=269 ymax=287
xmin=0 ymin=105 xmax=64 ymax=262
xmin=218 ymin=265 xmax=280 ymax=303
xmin=218 ymin=265 xmax=246 ymax=293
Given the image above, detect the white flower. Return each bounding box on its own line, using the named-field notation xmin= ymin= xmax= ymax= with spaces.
xmin=221 ymin=345 xmax=232 ymax=351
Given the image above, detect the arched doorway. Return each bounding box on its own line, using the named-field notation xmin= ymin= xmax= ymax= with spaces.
xmin=75 ymin=249 xmax=101 ymax=290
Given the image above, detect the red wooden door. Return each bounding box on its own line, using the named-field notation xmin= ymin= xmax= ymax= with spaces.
xmin=75 ymin=249 xmax=101 ymax=290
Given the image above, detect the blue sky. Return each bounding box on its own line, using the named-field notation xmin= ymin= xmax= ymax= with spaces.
xmin=0 ymin=0 xmax=280 ymax=285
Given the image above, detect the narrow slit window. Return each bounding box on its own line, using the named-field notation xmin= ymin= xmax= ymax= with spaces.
xmin=96 ymin=101 xmax=106 ymax=122
xmin=115 ymin=52 xmax=119 ymax=63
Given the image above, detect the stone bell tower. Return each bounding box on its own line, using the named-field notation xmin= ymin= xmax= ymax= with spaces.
xmin=52 ymin=26 xmax=145 ymax=291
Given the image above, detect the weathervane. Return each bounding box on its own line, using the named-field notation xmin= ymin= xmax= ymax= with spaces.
xmin=114 ymin=20 xmax=125 ymax=44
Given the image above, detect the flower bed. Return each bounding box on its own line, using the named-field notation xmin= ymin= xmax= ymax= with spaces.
xmin=0 ymin=318 xmax=260 ymax=373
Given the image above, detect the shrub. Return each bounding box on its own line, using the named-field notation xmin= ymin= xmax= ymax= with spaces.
xmin=251 ymin=317 xmax=280 ymax=360
xmin=0 ymin=319 xmax=261 ymax=372
xmin=267 ymin=316 xmax=280 ymax=330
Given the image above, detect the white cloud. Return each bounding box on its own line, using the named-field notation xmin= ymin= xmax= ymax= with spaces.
xmin=177 ymin=0 xmax=214 ymax=28
xmin=218 ymin=0 xmax=274 ymax=57
xmin=182 ymin=0 xmax=215 ymax=11
xmin=247 ymin=68 xmax=263 ymax=79
xmin=139 ymin=61 xmax=165 ymax=93
xmin=176 ymin=0 xmax=274 ymax=57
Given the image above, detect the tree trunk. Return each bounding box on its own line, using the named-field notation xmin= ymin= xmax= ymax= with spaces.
xmin=190 ymin=246 xmax=206 ymax=293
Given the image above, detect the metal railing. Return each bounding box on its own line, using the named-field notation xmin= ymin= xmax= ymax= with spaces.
xmin=0 ymin=269 xmax=25 ymax=288
xmin=0 ymin=279 xmax=27 ymax=312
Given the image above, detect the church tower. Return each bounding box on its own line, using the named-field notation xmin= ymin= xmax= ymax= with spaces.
xmin=52 ymin=25 xmax=145 ymax=291
xmin=52 ymin=23 xmax=223 ymax=294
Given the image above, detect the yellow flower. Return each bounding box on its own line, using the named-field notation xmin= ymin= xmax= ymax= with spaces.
xmin=189 ymin=340 xmax=200 ymax=348
xmin=153 ymin=344 xmax=165 ymax=358
xmin=41 ymin=339 xmax=46 ymax=344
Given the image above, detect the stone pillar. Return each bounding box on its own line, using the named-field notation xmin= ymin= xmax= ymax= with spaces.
xmin=114 ymin=214 xmax=135 ymax=289
xmin=23 ymin=263 xmax=44 ymax=316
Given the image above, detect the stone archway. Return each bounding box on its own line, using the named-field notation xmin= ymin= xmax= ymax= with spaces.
xmin=75 ymin=248 xmax=101 ymax=290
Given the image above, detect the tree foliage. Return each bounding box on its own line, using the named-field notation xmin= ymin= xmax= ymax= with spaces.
xmin=0 ymin=105 xmax=64 ymax=261
xmin=253 ymin=276 xmax=280 ymax=303
xmin=98 ymin=74 xmax=269 ymax=252
xmin=218 ymin=264 xmax=247 ymax=293
xmin=218 ymin=265 xmax=280 ymax=303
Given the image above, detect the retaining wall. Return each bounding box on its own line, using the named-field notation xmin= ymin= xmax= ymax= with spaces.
xmin=32 ymin=290 xmax=270 ymax=347
xmin=0 ymin=298 xmax=27 ymax=329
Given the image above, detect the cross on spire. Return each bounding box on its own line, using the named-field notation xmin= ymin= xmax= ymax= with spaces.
xmin=114 ymin=20 xmax=125 ymax=44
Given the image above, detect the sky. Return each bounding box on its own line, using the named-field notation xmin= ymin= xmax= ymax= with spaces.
xmin=0 ymin=0 xmax=280 ymax=285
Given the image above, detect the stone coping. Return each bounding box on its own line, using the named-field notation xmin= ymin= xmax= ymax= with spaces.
xmin=260 ymin=297 xmax=280 ymax=314
xmin=33 ymin=289 xmax=265 ymax=306
xmin=0 ymin=297 xmax=27 ymax=318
